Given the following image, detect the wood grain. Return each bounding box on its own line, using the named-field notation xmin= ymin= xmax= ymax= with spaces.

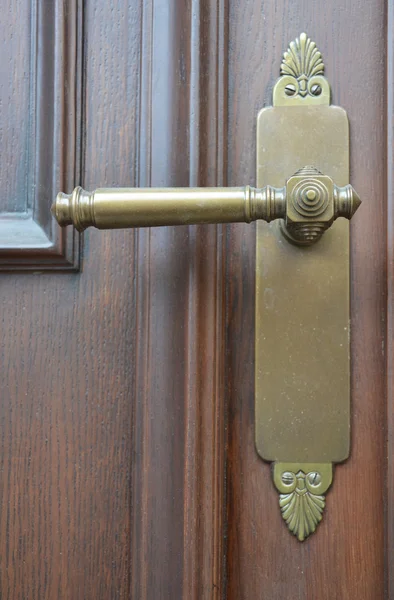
xmin=225 ymin=1 xmax=386 ymax=598
xmin=387 ymin=1 xmax=394 ymax=598
xmin=1 ymin=0 xmax=390 ymax=598
xmin=0 ymin=0 xmax=228 ymax=597
xmin=0 ymin=0 xmax=81 ymax=270
xmin=0 ymin=0 xmax=138 ymax=594
xmin=130 ymin=1 xmax=228 ymax=597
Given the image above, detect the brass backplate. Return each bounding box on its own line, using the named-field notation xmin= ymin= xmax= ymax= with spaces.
xmin=255 ymin=105 xmax=350 ymax=464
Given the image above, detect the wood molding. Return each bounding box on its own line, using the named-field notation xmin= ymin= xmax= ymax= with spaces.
xmin=387 ymin=1 xmax=394 ymax=597
xmin=0 ymin=0 xmax=82 ymax=271
xmin=131 ymin=1 xmax=228 ymax=597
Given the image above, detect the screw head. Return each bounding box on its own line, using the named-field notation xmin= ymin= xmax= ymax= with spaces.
xmin=306 ymin=471 xmax=322 ymax=487
xmin=281 ymin=471 xmax=296 ymax=486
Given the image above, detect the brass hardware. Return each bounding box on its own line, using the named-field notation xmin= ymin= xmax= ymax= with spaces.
xmin=52 ymin=185 xmax=287 ymax=230
xmin=280 ymin=166 xmax=359 ymax=245
xmin=273 ymin=463 xmax=332 ymax=541
xmin=256 ymin=33 xmax=355 ymax=541
xmin=52 ymin=176 xmax=358 ymax=242
xmin=273 ymin=33 xmax=330 ymax=107
xmin=52 ymin=33 xmax=360 ymax=541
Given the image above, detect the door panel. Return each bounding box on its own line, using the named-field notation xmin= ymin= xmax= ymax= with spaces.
xmin=0 ymin=0 xmax=80 ymax=269
xmin=226 ymin=2 xmax=386 ymax=598
xmin=0 ymin=0 xmax=389 ymax=598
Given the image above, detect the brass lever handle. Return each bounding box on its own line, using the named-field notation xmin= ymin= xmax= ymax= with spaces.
xmin=52 ymin=185 xmax=286 ymax=230
xmin=52 ymin=166 xmax=360 ymax=245
xmin=51 ymin=33 xmax=363 ymax=542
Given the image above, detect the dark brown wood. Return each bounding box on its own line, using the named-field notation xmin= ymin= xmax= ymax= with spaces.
xmin=225 ymin=2 xmax=387 ymax=599
xmin=388 ymin=2 xmax=394 ymax=598
xmin=0 ymin=0 xmax=81 ymax=270
xmin=130 ymin=2 xmax=228 ymax=597
xmin=1 ymin=0 xmax=391 ymax=598
xmin=1 ymin=0 xmax=227 ymax=597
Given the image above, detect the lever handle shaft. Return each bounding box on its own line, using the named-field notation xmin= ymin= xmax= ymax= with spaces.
xmin=52 ymin=168 xmax=361 ymax=245
xmin=52 ymin=186 xmax=286 ymax=232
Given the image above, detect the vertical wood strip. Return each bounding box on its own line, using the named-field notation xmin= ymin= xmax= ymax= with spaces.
xmin=130 ymin=1 xmax=152 ymax=596
xmin=131 ymin=0 xmax=229 ymax=597
xmin=183 ymin=1 xmax=228 ymax=598
xmin=387 ymin=1 xmax=394 ymax=597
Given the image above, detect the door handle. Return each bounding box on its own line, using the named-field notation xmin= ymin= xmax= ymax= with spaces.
xmin=52 ymin=168 xmax=359 ymax=245
xmin=52 ymin=33 xmax=360 ymax=542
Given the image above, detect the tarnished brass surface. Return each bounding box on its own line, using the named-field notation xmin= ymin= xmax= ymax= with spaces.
xmin=52 ymin=186 xmax=286 ymax=231
xmin=256 ymin=33 xmax=353 ymax=540
xmin=52 ymin=179 xmax=358 ymax=239
xmin=281 ymin=165 xmax=359 ymax=244
xmin=52 ymin=32 xmax=360 ymax=543
xmin=273 ymin=462 xmax=332 ymax=541
xmin=273 ymin=32 xmax=330 ymax=107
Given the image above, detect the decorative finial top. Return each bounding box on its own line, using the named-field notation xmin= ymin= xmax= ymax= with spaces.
xmin=273 ymin=33 xmax=330 ymax=106
xmin=280 ymin=32 xmax=324 ymax=84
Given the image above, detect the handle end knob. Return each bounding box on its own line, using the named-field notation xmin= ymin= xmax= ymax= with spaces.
xmin=334 ymin=184 xmax=361 ymax=220
xmin=52 ymin=187 xmax=94 ymax=232
xmin=51 ymin=192 xmax=73 ymax=227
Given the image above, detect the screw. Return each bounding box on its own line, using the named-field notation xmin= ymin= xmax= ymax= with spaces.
xmin=281 ymin=472 xmax=295 ymax=485
xmin=307 ymin=471 xmax=322 ymax=486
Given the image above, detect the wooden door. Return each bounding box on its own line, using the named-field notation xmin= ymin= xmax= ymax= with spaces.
xmin=0 ymin=0 xmax=390 ymax=598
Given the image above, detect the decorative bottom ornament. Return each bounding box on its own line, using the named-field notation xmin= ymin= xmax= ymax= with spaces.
xmin=273 ymin=463 xmax=333 ymax=541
